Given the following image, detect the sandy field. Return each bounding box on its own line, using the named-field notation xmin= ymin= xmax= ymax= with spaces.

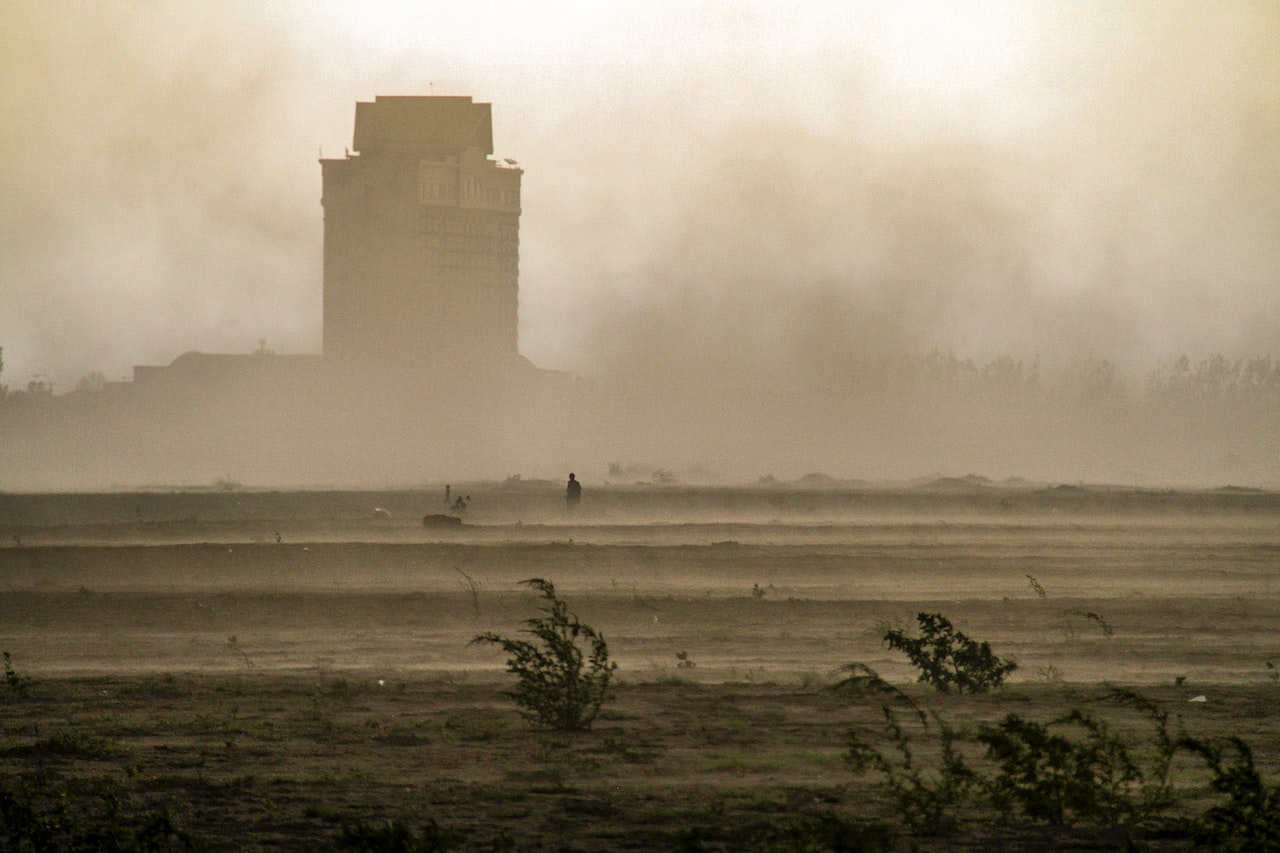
xmin=0 ymin=483 xmax=1278 ymax=850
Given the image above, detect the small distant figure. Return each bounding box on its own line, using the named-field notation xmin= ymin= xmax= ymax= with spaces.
xmin=445 ymin=484 xmax=451 ymax=506
xmin=566 ymin=472 xmax=582 ymax=513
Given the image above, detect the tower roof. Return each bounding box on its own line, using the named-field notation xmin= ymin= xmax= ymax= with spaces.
xmin=351 ymin=95 xmax=494 ymax=156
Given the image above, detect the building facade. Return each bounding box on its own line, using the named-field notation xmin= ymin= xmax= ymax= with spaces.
xmin=320 ymin=96 xmax=523 ymax=380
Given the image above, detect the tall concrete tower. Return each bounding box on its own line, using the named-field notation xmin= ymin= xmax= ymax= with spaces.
xmin=321 ymin=96 xmax=523 ymax=381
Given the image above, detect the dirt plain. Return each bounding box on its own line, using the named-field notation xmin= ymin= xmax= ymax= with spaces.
xmin=0 ymin=482 xmax=1278 ymax=850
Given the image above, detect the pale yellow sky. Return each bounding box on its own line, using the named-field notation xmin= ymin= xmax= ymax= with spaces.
xmin=1 ymin=1 xmax=1277 ymax=390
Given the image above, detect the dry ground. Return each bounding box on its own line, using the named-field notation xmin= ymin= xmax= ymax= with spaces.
xmin=0 ymin=484 xmax=1278 ymax=850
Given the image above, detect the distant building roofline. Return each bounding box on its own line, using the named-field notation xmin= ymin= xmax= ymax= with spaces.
xmin=351 ymin=95 xmax=494 ymax=156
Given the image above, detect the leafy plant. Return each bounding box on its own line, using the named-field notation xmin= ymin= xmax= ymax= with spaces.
xmin=883 ymin=613 xmax=1016 ymax=694
xmin=3 ymin=652 xmax=31 ymax=698
xmin=1106 ymin=686 xmax=1180 ymax=817
xmin=828 ymin=662 xmax=926 ymax=725
xmin=846 ymin=704 xmax=976 ymax=837
xmin=976 ymin=690 xmax=1182 ymax=839
xmin=472 ymin=578 xmax=617 ymax=731
xmin=1179 ymin=735 xmax=1280 ymax=849
xmin=977 ymin=710 xmax=1144 ymax=829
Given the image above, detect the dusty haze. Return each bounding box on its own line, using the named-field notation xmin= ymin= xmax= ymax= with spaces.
xmin=2 ymin=2 xmax=1278 ymax=488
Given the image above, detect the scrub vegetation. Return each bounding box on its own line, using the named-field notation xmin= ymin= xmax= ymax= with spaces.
xmin=471 ymin=577 xmax=616 ymax=732
xmin=882 ymin=611 xmax=1017 ymax=693
xmin=1 ymin=485 xmax=1279 ymax=849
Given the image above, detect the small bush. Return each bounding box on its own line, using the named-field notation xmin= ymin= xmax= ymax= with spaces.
xmin=472 ymin=578 xmax=617 ymax=731
xmin=977 ymin=710 xmax=1143 ymax=829
xmin=3 ymin=652 xmax=31 ymax=698
xmin=883 ymin=612 xmax=1016 ymax=694
xmin=828 ymin=662 xmax=926 ymax=725
xmin=1107 ymin=686 xmax=1179 ymax=817
xmin=976 ymin=690 xmax=1182 ymax=841
xmin=846 ymin=705 xmax=976 ymax=837
xmin=1179 ymin=735 xmax=1280 ymax=850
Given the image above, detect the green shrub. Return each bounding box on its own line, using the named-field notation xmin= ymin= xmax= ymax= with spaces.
xmin=977 ymin=710 xmax=1143 ymax=829
xmin=1179 ymin=735 xmax=1280 ymax=850
xmin=1106 ymin=686 xmax=1179 ymax=817
xmin=883 ymin=612 xmax=1016 ymax=694
xmin=846 ymin=705 xmax=976 ymax=837
xmin=828 ymin=662 xmax=926 ymax=725
xmin=472 ymin=578 xmax=617 ymax=731
xmin=3 ymin=652 xmax=31 ymax=698
xmin=977 ymin=691 xmax=1183 ymax=840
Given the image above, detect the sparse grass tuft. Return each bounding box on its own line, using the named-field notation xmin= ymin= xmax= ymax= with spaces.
xmin=596 ymin=736 xmax=662 ymax=765
xmin=2 ymin=728 xmax=118 ymax=760
xmin=226 ymin=635 xmax=254 ymax=668
xmin=455 ymin=568 xmax=482 ymax=619
xmin=338 ymin=816 xmax=462 ymax=852
xmin=1034 ymin=664 xmax=1065 ymax=683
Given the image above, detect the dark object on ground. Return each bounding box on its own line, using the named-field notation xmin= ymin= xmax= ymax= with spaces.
xmin=422 ymin=514 xmax=463 ymax=528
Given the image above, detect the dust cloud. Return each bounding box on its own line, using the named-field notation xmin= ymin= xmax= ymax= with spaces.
xmin=529 ymin=6 xmax=1280 ymax=379
xmin=0 ymin=3 xmax=323 ymax=384
xmin=1 ymin=2 xmax=1277 ymax=488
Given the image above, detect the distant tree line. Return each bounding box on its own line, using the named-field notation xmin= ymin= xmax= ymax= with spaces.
xmin=2 ymin=347 xmax=1277 ymax=417
xmin=825 ymin=350 xmax=1280 ymax=411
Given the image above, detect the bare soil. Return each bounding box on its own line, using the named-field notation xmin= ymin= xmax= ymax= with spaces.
xmin=1 ymin=484 xmax=1278 ymax=850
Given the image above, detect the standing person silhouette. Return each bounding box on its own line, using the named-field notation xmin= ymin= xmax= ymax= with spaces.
xmin=566 ymin=473 xmax=582 ymax=514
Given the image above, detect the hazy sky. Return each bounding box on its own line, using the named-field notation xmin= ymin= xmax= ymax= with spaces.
xmin=2 ymin=1 xmax=1277 ymax=391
